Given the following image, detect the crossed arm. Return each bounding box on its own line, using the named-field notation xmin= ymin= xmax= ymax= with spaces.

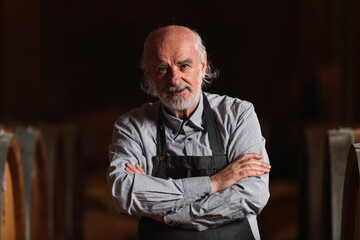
xmin=125 ymin=153 xmax=270 ymax=194
xmin=125 ymin=152 xmax=270 ymax=227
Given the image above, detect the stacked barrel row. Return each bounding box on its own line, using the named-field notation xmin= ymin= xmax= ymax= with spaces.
xmin=0 ymin=125 xmax=82 ymax=240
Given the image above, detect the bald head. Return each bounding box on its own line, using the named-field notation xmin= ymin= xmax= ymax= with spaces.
xmin=141 ymin=25 xmax=206 ymax=72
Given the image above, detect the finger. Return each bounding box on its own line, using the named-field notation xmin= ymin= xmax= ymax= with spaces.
xmin=238 ymin=164 xmax=271 ymax=177
xmin=236 ymin=158 xmax=271 ymax=169
xmin=242 ymin=170 xmax=268 ymax=178
xmin=126 ymin=163 xmax=143 ymax=174
xmin=125 ymin=167 xmax=135 ymax=174
xmin=237 ymin=165 xmax=271 ymax=178
xmin=242 ymin=153 xmax=263 ymax=158
xmin=236 ymin=153 xmax=263 ymax=162
xmin=248 ymin=159 xmax=271 ymax=168
xmin=238 ymin=160 xmax=271 ymax=171
xmin=126 ymin=163 xmax=137 ymax=171
xmin=136 ymin=164 xmax=146 ymax=174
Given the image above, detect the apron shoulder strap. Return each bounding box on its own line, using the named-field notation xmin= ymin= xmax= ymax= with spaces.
xmin=202 ymin=93 xmax=225 ymax=155
xmin=156 ymin=107 xmax=166 ymax=157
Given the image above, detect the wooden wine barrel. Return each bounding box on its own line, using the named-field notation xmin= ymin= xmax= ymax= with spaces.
xmin=15 ymin=127 xmax=48 ymax=240
xmin=328 ymin=128 xmax=355 ymax=240
xmin=341 ymin=143 xmax=360 ymax=240
xmin=304 ymin=123 xmax=331 ymax=240
xmin=304 ymin=125 xmax=360 ymax=240
xmin=0 ymin=128 xmax=26 ymax=239
xmin=60 ymin=125 xmax=82 ymax=240
xmin=39 ymin=124 xmax=82 ymax=240
xmin=37 ymin=125 xmax=58 ymax=240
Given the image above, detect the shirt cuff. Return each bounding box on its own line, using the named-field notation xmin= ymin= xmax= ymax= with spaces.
xmin=182 ymin=176 xmax=212 ymax=204
xmin=164 ymin=206 xmax=191 ymax=227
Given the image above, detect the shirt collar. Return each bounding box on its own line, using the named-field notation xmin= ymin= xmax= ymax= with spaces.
xmin=161 ymin=92 xmax=205 ymax=139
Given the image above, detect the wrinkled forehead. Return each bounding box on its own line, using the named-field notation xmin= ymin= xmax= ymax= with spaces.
xmin=143 ymin=27 xmax=199 ymax=62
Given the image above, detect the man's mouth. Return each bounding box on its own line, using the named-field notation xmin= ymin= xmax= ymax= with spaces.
xmin=166 ymin=85 xmax=192 ymax=96
xmin=170 ymin=88 xmax=186 ymax=95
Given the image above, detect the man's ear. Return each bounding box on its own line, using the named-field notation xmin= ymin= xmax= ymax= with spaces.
xmin=141 ymin=60 xmax=150 ymax=78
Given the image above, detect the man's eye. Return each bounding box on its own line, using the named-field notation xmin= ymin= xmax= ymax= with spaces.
xmin=158 ymin=67 xmax=167 ymax=72
xmin=181 ymin=64 xmax=190 ymax=69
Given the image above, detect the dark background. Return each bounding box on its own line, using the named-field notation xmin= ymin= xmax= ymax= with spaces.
xmin=1 ymin=0 xmax=359 ymax=239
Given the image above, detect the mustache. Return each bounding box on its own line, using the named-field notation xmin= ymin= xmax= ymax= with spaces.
xmin=164 ymin=84 xmax=193 ymax=94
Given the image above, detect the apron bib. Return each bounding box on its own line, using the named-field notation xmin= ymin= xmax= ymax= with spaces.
xmin=138 ymin=93 xmax=255 ymax=240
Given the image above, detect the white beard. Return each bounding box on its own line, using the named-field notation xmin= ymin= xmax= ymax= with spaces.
xmin=161 ymin=77 xmax=202 ymax=113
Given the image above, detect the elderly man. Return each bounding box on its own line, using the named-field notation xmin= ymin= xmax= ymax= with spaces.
xmin=108 ymin=25 xmax=270 ymax=240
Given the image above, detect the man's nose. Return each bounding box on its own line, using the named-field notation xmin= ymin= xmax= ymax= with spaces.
xmin=169 ymin=68 xmax=182 ymax=85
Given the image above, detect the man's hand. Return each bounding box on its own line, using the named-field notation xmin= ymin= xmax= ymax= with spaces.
xmin=210 ymin=153 xmax=270 ymax=194
xmin=125 ymin=163 xmax=146 ymax=175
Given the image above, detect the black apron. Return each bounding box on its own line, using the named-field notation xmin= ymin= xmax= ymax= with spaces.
xmin=138 ymin=94 xmax=255 ymax=240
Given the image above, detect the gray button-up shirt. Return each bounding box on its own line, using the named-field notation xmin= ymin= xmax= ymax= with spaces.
xmin=108 ymin=92 xmax=270 ymax=239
